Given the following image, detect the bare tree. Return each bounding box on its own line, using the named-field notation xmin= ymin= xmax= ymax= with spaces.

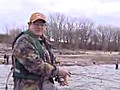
xmin=97 ymin=25 xmax=108 ymax=51
xmin=77 ymin=20 xmax=94 ymax=49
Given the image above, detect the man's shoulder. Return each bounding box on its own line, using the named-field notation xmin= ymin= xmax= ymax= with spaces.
xmin=13 ymin=33 xmax=35 ymax=48
xmin=16 ymin=33 xmax=33 ymax=42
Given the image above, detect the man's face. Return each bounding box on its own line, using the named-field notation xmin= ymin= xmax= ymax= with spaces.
xmin=29 ymin=20 xmax=46 ymax=37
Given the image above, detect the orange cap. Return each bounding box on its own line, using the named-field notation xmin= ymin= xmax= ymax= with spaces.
xmin=28 ymin=12 xmax=47 ymax=23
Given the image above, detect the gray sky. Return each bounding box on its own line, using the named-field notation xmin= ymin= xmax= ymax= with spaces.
xmin=0 ymin=0 xmax=120 ymax=34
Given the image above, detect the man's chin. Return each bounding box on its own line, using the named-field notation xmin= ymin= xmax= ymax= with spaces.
xmin=35 ymin=33 xmax=43 ymax=37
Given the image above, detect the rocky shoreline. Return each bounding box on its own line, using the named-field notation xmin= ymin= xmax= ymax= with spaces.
xmin=0 ymin=44 xmax=120 ymax=67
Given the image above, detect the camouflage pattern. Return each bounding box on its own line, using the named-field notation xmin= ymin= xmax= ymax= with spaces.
xmin=13 ymin=78 xmax=58 ymax=90
xmin=12 ymin=33 xmax=58 ymax=90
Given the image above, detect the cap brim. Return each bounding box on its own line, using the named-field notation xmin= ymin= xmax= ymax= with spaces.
xmin=31 ymin=18 xmax=46 ymax=23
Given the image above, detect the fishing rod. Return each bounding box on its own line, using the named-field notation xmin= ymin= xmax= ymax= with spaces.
xmin=5 ymin=69 xmax=13 ymax=90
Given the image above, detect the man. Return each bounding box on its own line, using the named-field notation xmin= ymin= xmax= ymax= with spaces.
xmin=4 ymin=54 xmax=7 ymax=63
xmin=12 ymin=12 xmax=70 ymax=90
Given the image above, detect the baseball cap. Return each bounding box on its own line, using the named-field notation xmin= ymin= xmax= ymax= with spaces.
xmin=28 ymin=12 xmax=47 ymax=23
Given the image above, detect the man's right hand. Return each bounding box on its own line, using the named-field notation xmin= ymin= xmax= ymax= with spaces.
xmin=58 ymin=68 xmax=71 ymax=77
xmin=57 ymin=68 xmax=71 ymax=86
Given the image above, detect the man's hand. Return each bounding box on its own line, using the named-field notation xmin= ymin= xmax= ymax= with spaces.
xmin=57 ymin=68 xmax=71 ymax=86
xmin=59 ymin=76 xmax=69 ymax=86
xmin=58 ymin=68 xmax=71 ymax=77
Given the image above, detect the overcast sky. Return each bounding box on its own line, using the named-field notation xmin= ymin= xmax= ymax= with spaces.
xmin=0 ymin=0 xmax=120 ymax=34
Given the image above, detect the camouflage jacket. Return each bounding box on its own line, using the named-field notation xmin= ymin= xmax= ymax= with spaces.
xmin=12 ymin=30 xmax=58 ymax=79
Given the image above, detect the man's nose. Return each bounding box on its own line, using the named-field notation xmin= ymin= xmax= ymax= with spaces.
xmin=38 ymin=25 xmax=43 ymax=28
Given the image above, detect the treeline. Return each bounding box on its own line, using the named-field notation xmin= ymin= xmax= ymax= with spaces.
xmin=47 ymin=13 xmax=120 ymax=51
xmin=3 ymin=13 xmax=120 ymax=51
